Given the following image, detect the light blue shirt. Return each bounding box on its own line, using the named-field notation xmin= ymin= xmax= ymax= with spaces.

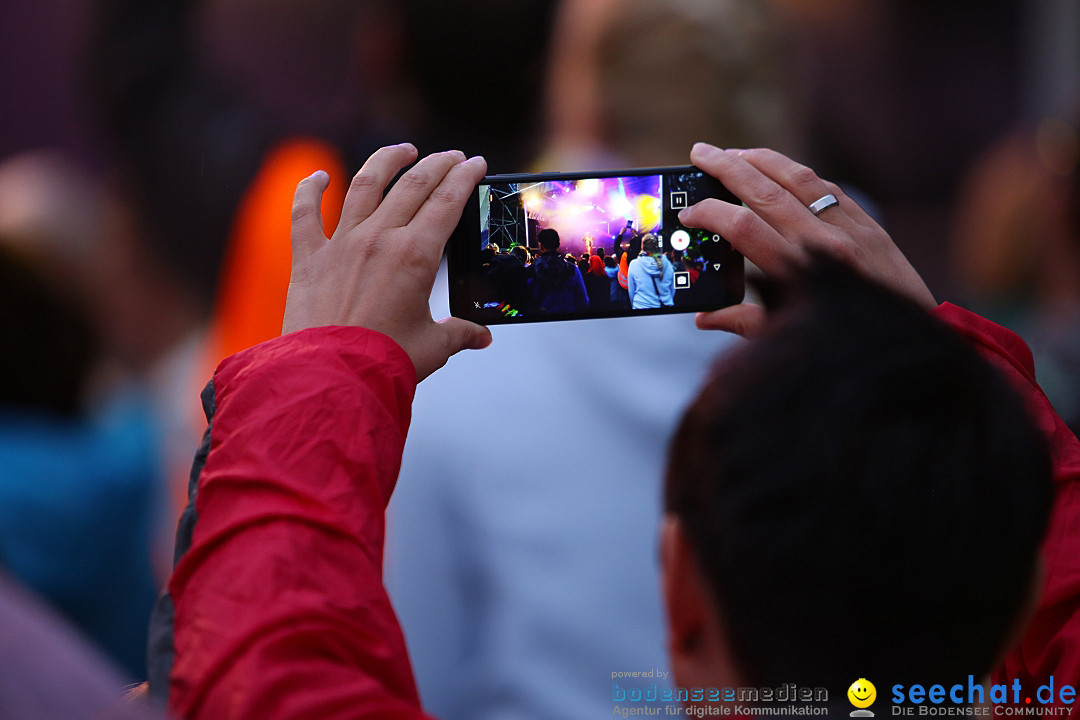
xmin=385 ymin=261 xmax=739 ymax=720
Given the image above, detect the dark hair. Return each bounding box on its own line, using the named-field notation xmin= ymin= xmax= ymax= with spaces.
xmin=0 ymin=244 xmax=97 ymax=415
xmin=665 ymin=257 xmax=1052 ymax=687
xmin=538 ymin=228 xmax=560 ymax=251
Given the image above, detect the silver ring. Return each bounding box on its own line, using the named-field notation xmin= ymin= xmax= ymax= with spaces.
xmin=808 ymin=194 xmax=839 ymax=216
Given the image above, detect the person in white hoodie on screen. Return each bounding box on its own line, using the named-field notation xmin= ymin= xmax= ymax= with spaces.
xmin=628 ymin=234 xmax=676 ymax=309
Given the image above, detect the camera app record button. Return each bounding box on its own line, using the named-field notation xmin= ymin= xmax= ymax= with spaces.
xmin=669 ymin=229 xmax=690 ymax=251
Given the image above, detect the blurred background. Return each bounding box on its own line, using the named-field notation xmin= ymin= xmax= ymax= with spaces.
xmin=0 ymin=0 xmax=1077 ymax=710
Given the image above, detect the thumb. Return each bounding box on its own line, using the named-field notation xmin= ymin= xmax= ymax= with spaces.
xmin=438 ymin=317 xmax=493 ymax=353
xmin=291 ymin=170 xmax=331 ymax=263
xmin=413 ymin=317 xmax=492 ymax=382
xmin=695 ymin=304 xmax=766 ymax=337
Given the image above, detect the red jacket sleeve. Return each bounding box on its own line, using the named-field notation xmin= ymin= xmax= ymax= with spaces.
xmin=167 ymin=326 xmax=434 ymax=720
xmin=936 ymin=303 xmax=1080 ymax=690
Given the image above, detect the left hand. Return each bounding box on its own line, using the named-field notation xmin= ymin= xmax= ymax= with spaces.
xmin=679 ymin=144 xmax=936 ymax=337
xmin=282 ymin=143 xmax=492 ymax=381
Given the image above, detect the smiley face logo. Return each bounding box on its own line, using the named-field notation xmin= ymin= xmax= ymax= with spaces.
xmin=848 ymin=679 xmax=876 ymax=709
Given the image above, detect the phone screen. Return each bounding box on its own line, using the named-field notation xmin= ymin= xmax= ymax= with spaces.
xmin=447 ymin=166 xmax=743 ymax=324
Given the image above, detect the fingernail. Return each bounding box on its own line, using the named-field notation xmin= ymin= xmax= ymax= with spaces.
xmin=463 ymin=155 xmax=486 ymax=167
xmin=693 ymin=142 xmax=721 ymax=156
xmin=678 ymin=208 xmax=689 ymax=222
xmin=398 ymin=142 xmax=417 ymax=152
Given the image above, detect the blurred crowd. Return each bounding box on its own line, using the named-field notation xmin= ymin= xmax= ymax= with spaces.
xmin=0 ymin=0 xmax=1077 ymax=716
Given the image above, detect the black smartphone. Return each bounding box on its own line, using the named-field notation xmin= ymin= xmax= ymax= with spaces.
xmin=447 ymin=166 xmax=744 ymax=324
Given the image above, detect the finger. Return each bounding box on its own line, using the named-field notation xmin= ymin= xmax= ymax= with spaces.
xmin=690 ymin=143 xmax=844 ymax=239
xmin=695 ymin=304 xmax=767 ymax=337
xmin=375 ymin=150 xmax=467 ymax=228
xmin=292 ymin=170 xmax=331 ymax=262
xmin=439 ymin=316 xmax=493 ymax=351
xmin=736 ymin=148 xmax=860 ymax=230
xmin=414 ymin=317 xmax=493 ymax=382
xmin=408 ymin=156 xmax=488 ymax=264
xmin=337 ymin=143 xmax=419 ymax=232
xmin=678 ymin=197 xmax=799 ymax=276
xmin=820 ymin=179 xmax=879 ymax=229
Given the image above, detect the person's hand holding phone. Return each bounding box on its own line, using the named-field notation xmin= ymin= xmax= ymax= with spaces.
xmin=679 ymin=143 xmax=936 ymax=337
xmin=283 ymin=143 xmax=492 ymax=380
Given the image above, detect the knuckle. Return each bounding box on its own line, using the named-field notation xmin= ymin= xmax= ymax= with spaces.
xmin=349 ymin=171 xmax=379 ymax=194
xmin=397 ymin=171 xmax=432 ymax=191
xmin=291 ymin=200 xmax=316 ymax=224
xmin=356 ymin=234 xmax=382 ymax=262
xmin=754 ymin=182 xmax=787 ymax=208
xmin=394 ymin=235 xmax=434 ymax=274
xmin=729 ymin=206 xmax=759 ymax=238
xmin=789 ymin=165 xmax=820 ymax=191
xmin=817 ymin=235 xmax=857 ymax=263
xmin=428 ymin=184 xmax=460 ymax=206
xmin=400 ymin=240 xmax=428 ymax=267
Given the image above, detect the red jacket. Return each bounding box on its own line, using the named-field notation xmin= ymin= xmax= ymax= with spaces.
xmin=941 ymin=302 xmax=1080 ymax=698
xmin=167 ymin=327 xmax=430 ymax=719
xmin=164 ymin=306 xmax=1080 ymax=719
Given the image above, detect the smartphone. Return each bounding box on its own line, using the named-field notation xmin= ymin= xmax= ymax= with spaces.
xmin=447 ymin=166 xmax=744 ymax=324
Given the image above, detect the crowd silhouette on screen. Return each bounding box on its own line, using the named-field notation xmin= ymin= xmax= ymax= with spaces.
xmin=478 ymin=224 xmax=709 ymax=315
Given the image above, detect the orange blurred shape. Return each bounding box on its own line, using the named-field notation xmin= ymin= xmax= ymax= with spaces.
xmin=169 ymin=139 xmax=348 ymax=533
xmin=207 ymin=137 xmax=347 ymax=365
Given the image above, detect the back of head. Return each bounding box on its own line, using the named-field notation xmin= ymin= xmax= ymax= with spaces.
xmin=538 ymin=228 xmax=561 ymax=251
xmin=0 ymin=242 xmax=96 ymax=416
xmin=665 ymin=257 xmax=1052 ymax=686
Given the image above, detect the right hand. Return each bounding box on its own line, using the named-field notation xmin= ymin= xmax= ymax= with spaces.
xmin=678 ymin=143 xmax=936 ymax=337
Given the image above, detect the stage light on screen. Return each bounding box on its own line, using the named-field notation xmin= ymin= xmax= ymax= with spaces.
xmin=523 ymin=186 xmax=542 ymax=215
xmin=610 ymin=194 xmax=633 ymax=218
xmin=636 ymin=194 xmax=661 ymax=230
xmin=489 ymin=174 xmax=662 ymax=255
